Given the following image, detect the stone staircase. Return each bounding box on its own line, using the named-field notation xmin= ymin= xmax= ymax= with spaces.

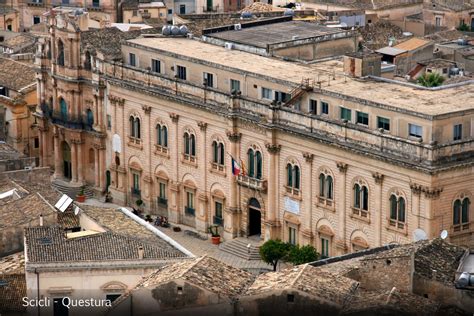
xmin=51 ymin=179 xmax=95 ymax=200
xmin=220 ymin=237 xmax=262 ymax=260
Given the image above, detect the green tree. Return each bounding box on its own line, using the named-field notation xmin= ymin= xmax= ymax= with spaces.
xmin=457 ymin=22 xmax=470 ymax=32
xmin=287 ymin=244 xmax=319 ymax=265
xmin=417 ymin=73 xmax=445 ymax=87
xmin=259 ymin=239 xmax=291 ymax=271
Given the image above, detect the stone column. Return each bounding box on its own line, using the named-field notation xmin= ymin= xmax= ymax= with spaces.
xmin=264 ymin=143 xmax=281 ymax=241
xmin=53 ymin=130 xmax=61 ymax=179
xmin=372 ymin=172 xmax=384 ymax=247
xmin=39 ymin=127 xmax=48 ymax=167
xmin=301 ymin=152 xmax=314 ymax=245
xmin=336 ymin=162 xmax=348 ymax=255
xmin=410 ymin=183 xmax=422 ymax=228
xmin=224 ymin=131 xmax=241 ymax=240
xmin=421 ymin=186 xmax=443 ymax=239
xmin=94 ymin=147 xmax=100 ymax=187
xmin=169 ymin=113 xmax=180 ymax=224
xmin=71 ymin=142 xmax=78 ymax=183
xmin=99 ymin=148 xmax=106 ymax=190
xmin=196 ymin=121 xmax=212 ymax=232
xmin=76 ymin=140 xmax=84 ymax=184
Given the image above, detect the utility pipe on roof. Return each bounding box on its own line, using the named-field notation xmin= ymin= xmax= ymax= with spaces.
xmin=119 ymin=207 xmax=195 ymax=257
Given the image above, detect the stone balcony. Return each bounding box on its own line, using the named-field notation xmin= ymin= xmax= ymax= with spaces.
xmin=237 ymin=174 xmax=267 ymax=192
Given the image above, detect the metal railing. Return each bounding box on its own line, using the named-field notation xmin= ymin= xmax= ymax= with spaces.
xmin=41 ymin=103 xmax=93 ymax=131
xmin=131 ymin=188 xmax=141 ymax=197
xmin=213 ymin=216 xmax=223 ymax=226
xmin=157 ymin=197 xmax=168 ymax=206
xmin=185 ymin=206 xmax=195 ymax=216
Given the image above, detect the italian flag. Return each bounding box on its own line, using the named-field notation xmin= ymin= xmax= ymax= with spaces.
xmin=231 ymin=158 xmax=241 ymax=176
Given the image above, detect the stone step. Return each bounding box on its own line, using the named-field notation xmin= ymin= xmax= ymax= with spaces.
xmin=220 ymin=238 xmax=262 ymax=260
xmin=51 ymin=181 xmax=95 ymax=199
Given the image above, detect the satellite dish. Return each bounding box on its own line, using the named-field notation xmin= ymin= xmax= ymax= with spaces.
xmin=440 ymin=230 xmax=448 ymax=240
xmin=413 ymin=228 xmax=428 ymax=242
xmin=74 ymin=206 xmax=81 ymax=216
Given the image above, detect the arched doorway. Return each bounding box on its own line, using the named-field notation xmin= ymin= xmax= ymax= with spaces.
xmin=62 ymin=142 xmax=72 ymax=180
xmin=105 ymin=170 xmax=111 ymax=191
xmin=248 ymin=198 xmax=261 ymax=236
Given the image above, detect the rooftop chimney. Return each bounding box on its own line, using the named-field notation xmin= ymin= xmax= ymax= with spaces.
xmin=138 ymin=246 xmax=144 ymax=259
xmin=39 ymin=214 xmax=43 ymax=227
xmin=343 ymin=52 xmax=382 ymax=78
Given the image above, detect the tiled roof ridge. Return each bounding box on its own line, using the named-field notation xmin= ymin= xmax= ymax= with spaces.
xmin=33 ymin=191 xmax=57 ymax=213
xmin=182 ymin=255 xmax=207 ymax=278
xmin=7 ymin=179 xmax=30 ymax=195
xmin=290 ymin=264 xmax=308 ymax=288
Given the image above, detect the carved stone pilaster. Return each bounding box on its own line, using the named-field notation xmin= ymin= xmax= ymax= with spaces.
xmin=226 ymin=131 xmax=241 ymax=143
xmin=197 ymin=121 xmax=207 ymax=131
xmin=142 ymin=105 xmax=151 ymax=115
xmin=372 ymin=172 xmax=384 ymax=184
xmin=265 ymin=143 xmax=281 ymax=154
xmin=336 ymin=162 xmax=348 ymax=174
xmin=169 ymin=113 xmax=179 ymax=123
xmin=303 ymin=152 xmax=314 ymax=163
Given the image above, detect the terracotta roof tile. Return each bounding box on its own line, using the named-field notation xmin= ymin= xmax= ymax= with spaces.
xmin=0 ymin=58 xmax=36 ymax=91
xmin=0 ymin=252 xmax=24 ymax=274
xmin=25 ymin=226 xmax=188 ymax=263
xmin=0 ymin=273 xmax=26 ymax=313
xmin=0 ymin=192 xmax=55 ymax=229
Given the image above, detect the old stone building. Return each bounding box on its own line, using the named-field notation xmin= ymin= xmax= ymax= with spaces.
xmin=0 ymin=58 xmax=39 ymax=158
xmin=36 ymin=11 xmax=474 ymax=259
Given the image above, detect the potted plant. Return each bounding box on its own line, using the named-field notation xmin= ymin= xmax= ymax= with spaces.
xmin=76 ymin=186 xmax=86 ymax=203
xmin=208 ymin=225 xmax=220 ymax=245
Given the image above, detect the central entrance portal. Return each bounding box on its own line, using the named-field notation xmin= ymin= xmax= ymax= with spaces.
xmin=248 ymin=198 xmax=261 ymax=237
xmin=62 ymin=142 xmax=72 ymax=180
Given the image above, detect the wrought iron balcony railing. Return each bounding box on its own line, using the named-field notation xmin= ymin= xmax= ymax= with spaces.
xmin=157 ymin=197 xmax=168 ymax=206
xmin=213 ymin=216 xmax=223 ymax=226
xmin=131 ymin=188 xmax=141 ymax=197
xmin=185 ymin=206 xmax=195 ymax=216
xmin=41 ymin=103 xmax=94 ymax=131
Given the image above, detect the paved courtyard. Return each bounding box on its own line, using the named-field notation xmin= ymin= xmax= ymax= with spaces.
xmin=81 ymin=198 xmax=276 ymax=273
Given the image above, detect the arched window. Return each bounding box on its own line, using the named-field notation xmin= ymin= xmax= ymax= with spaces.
xmin=389 ymin=194 xmax=406 ymax=229
xmin=453 ymin=197 xmax=470 ymax=231
xmin=248 ymin=149 xmax=255 ymax=177
xmin=84 ymin=51 xmax=91 ymax=70
xmin=212 ymin=141 xmax=225 ymax=165
xmin=184 ymin=132 xmax=196 ymax=157
xmin=353 ymin=182 xmax=369 ymax=217
xmin=129 ymin=116 xmax=134 ymax=137
xmin=59 ymin=98 xmax=68 ymax=120
xmin=156 ymin=124 xmax=168 ymax=147
xmin=256 ymin=151 xmax=262 ymax=179
xmin=86 ymin=109 xmax=94 ymax=126
xmin=286 ymin=163 xmax=300 ymax=191
xmin=326 ymin=176 xmax=333 ymax=199
xmin=190 ymin=134 xmax=195 ymax=156
xmin=57 ymin=39 xmax=64 ymax=66
xmin=129 ymin=116 xmax=140 ymax=139
xmin=319 ymin=173 xmax=333 ymax=200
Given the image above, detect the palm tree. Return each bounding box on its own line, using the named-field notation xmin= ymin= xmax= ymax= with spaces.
xmin=417 ymin=73 xmax=445 ymax=87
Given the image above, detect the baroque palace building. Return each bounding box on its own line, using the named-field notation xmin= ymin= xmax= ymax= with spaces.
xmin=35 ymin=10 xmax=474 ymax=257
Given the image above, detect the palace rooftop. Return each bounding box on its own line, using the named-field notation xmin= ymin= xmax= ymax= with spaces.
xmin=124 ymin=37 xmax=474 ymax=117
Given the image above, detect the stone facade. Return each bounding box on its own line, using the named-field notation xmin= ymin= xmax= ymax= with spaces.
xmin=36 ymin=11 xmax=474 ymax=259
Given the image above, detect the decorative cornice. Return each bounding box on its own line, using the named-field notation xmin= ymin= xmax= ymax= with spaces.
xmin=410 ymin=183 xmax=443 ymax=199
xmin=265 ymin=143 xmax=281 ymax=154
xmin=142 ymin=105 xmax=151 ymax=115
xmin=226 ymin=131 xmax=241 ymax=143
xmin=336 ymin=161 xmax=348 ymax=173
xmin=303 ymin=152 xmax=314 ymax=163
xmin=372 ymin=172 xmax=384 ymax=184
xmin=169 ymin=113 xmax=179 ymax=123
xmin=108 ymin=95 xmax=125 ymax=106
xmin=70 ymin=139 xmax=83 ymax=145
xmin=197 ymin=121 xmax=207 ymax=131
